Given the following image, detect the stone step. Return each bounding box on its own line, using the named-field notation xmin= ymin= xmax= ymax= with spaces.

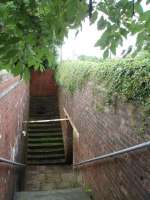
xmin=28 ymin=138 xmax=63 ymax=143
xmin=15 ymin=188 xmax=90 ymax=200
xmin=28 ymin=143 xmax=64 ymax=148
xmin=28 ymin=129 xmax=62 ymax=133
xmin=30 ymin=101 xmax=58 ymax=103
xmin=30 ymin=102 xmax=58 ymax=105
xmin=29 ymin=116 xmax=60 ymax=120
xmin=28 ymin=126 xmax=61 ymax=131
xmin=30 ymin=111 xmax=59 ymax=114
xmin=27 ymin=154 xmax=65 ymax=160
xmin=29 ymin=115 xmax=59 ymax=118
xmin=27 ymin=148 xmax=64 ymax=154
xmin=30 ymin=96 xmax=58 ymax=100
xmin=27 ymin=158 xmax=66 ymax=165
xmin=28 ymin=133 xmax=62 ymax=138
xmin=30 ymin=106 xmax=58 ymax=110
xmin=28 ymin=123 xmax=61 ymax=128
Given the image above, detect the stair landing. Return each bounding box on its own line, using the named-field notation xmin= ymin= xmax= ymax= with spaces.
xmin=15 ymin=188 xmax=91 ymax=200
xmin=24 ymin=165 xmax=81 ymax=191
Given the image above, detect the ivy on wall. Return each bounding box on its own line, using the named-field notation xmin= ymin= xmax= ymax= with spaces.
xmin=56 ymin=53 xmax=150 ymax=114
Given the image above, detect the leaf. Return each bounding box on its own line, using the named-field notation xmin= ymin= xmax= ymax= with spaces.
xmin=103 ymin=49 xmax=109 ymax=58
xmin=23 ymin=68 xmax=30 ymax=80
xmin=146 ymin=0 xmax=150 ymax=4
xmin=95 ymin=30 xmax=110 ymax=49
xmin=90 ymin=11 xmax=98 ymax=24
xmin=97 ymin=16 xmax=107 ymax=30
xmin=110 ymin=43 xmax=116 ymax=55
xmin=134 ymin=2 xmax=143 ymax=15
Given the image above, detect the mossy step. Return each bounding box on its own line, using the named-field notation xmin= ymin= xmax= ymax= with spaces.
xmin=27 ymin=158 xmax=66 ymax=165
xmin=28 ymin=143 xmax=64 ymax=148
xmin=28 ymin=142 xmax=63 ymax=146
xmin=30 ymin=100 xmax=57 ymax=102
xmin=28 ymin=129 xmax=62 ymax=133
xmin=29 ymin=115 xmax=60 ymax=119
xmin=29 ymin=106 xmax=58 ymax=109
xmin=27 ymin=148 xmax=64 ymax=154
xmin=28 ymin=133 xmax=62 ymax=138
xmin=15 ymin=188 xmax=91 ymax=200
xmin=28 ymin=138 xmax=63 ymax=143
xmin=27 ymin=154 xmax=65 ymax=160
xmin=30 ymin=106 xmax=58 ymax=109
xmin=28 ymin=125 xmax=61 ymax=131
xmin=28 ymin=123 xmax=61 ymax=128
xmin=27 ymin=148 xmax=64 ymax=155
xmin=30 ymin=101 xmax=58 ymax=104
xmin=30 ymin=111 xmax=59 ymax=114
xmin=29 ymin=116 xmax=60 ymax=120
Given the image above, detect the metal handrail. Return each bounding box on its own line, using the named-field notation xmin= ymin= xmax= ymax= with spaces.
xmin=0 ymin=157 xmax=25 ymax=167
xmin=74 ymin=141 xmax=150 ymax=167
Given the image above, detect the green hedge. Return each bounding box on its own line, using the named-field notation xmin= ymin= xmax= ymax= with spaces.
xmin=56 ymin=56 xmax=150 ymax=113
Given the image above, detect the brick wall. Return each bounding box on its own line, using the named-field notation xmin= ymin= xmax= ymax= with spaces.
xmin=58 ymin=82 xmax=150 ymax=200
xmin=0 ymin=77 xmax=29 ymax=200
xmin=30 ymin=70 xmax=57 ymax=96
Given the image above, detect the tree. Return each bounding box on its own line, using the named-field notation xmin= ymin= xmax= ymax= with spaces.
xmin=92 ymin=0 xmax=150 ymax=58
xmin=0 ymin=0 xmax=87 ymax=78
xmin=0 ymin=0 xmax=150 ymax=78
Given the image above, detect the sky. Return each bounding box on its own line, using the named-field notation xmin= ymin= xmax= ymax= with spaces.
xmin=61 ymin=0 xmax=149 ymax=60
xmin=61 ymin=18 xmax=136 ymax=60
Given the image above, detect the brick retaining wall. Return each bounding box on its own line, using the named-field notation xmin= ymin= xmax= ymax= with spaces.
xmin=30 ymin=70 xmax=57 ymax=96
xmin=58 ymin=82 xmax=150 ymax=200
xmin=0 ymin=77 xmax=29 ymax=200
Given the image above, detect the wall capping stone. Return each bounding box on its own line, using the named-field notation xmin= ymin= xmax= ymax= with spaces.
xmin=0 ymin=80 xmax=22 ymax=100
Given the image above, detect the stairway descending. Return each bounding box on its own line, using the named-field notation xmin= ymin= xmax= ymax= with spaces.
xmin=14 ymin=96 xmax=91 ymax=200
xmin=27 ymin=96 xmax=65 ymax=165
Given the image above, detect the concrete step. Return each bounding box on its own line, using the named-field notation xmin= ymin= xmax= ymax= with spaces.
xmin=15 ymin=188 xmax=91 ymax=200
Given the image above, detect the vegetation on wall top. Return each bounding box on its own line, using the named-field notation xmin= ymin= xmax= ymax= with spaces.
xmin=56 ymin=53 xmax=150 ymax=113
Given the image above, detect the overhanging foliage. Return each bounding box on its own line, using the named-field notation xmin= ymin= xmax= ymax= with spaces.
xmin=0 ymin=0 xmax=87 ymax=78
xmin=1 ymin=0 xmax=150 ymax=78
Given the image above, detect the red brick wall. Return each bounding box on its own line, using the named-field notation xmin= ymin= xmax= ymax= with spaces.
xmin=30 ymin=70 xmax=57 ymax=96
xmin=58 ymin=82 xmax=150 ymax=200
xmin=0 ymin=77 xmax=29 ymax=200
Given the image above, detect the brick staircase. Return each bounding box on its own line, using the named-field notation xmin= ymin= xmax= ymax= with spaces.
xmin=14 ymin=96 xmax=90 ymax=200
